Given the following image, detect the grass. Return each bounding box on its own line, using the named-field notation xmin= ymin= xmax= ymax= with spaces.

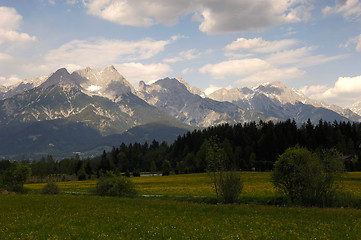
xmin=1 ymin=194 xmax=361 ymax=239
xmin=24 ymin=171 xmax=361 ymax=201
xmin=4 ymin=172 xmax=361 ymax=239
xmin=24 ymin=172 xmax=275 ymax=197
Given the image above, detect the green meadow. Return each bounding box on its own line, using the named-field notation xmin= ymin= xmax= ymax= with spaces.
xmin=0 ymin=172 xmax=360 ymax=239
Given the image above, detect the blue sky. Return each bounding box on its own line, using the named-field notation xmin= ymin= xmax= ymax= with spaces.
xmin=0 ymin=0 xmax=360 ymax=107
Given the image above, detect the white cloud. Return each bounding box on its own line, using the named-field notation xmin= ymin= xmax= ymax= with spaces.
xmin=0 ymin=30 xmax=37 ymax=44
xmin=200 ymin=58 xmax=305 ymax=84
xmin=66 ymin=0 xmax=79 ymax=5
xmin=202 ymin=36 xmax=343 ymax=86
xmin=266 ymin=47 xmax=344 ymax=67
xmin=83 ymin=0 xmax=196 ymax=27
xmin=204 ymin=84 xmax=225 ymax=95
xmin=323 ymin=0 xmax=361 ymax=19
xmin=299 ymin=85 xmax=329 ymax=96
xmin=115 ymin=62 xmax=171 ymax=85
xmin=181 ymin=68 xmax=194 ymax=74
xmin=164 ymin=49 xmax=201 ymax=63
xmin=0 ymin=7 xmax=36 ymax=44
xmin=0 ymin=75 xmax=22 ymax=86
xmin=198 ymin=1 xmax=313 ymax=34
xmin=225 ymin=37 xmax=298 ymax=53
xmin=39 ymin=38 xmax=170 ymax=72
xmin=341 ymin=34 xmax=361 ymax=52
xmin=48 ymin=0 xmax=56 ymax=5
xmin=82 ymin=0 xmax=313 ymax=34
xmin=237 ymin=67 xmax=305 ymax=85
xmin=303 ymin=75 xmax=361 ymax=106
xmin=200 ymin=59 xmax=271 ymax=79
xmin=0 ymin=53 xmax=13 ymax=62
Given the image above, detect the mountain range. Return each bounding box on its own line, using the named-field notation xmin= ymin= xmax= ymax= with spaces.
xmin=1 ymin=65 xmax=360 ymax=159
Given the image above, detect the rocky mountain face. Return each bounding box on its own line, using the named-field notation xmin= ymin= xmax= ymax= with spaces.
xmin=136 ymin=77 xmax=266 ymax=127
xmin=347 ymin=100 xmax=361 ymax=116
xmin=0 ymin=67 xmax=185 ymax=135
xmin=1 ymin=66 xmax=360 ymax=159
xmin=0 ymin=67 xmax=191 ymax=159
xmin=207 ymin=81 xmax=361 ymax=123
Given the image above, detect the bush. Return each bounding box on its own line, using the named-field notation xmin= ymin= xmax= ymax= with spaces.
xmin=271 ymin=147 xmax=343 ymax=207
xmin=132 ymin=169 xmax=140 ymax=177
xmin=95 ymin=176 xmax=136 ymax=197
xmin=1 ymin=162 xmax=31 ymax=193
xmin=162 ymin=160 xmax=171 ymax=176
xmin=42 ymin=182 xmax=60 ymax=195
xmin=219 ymin=171 xmax=243 ymax=203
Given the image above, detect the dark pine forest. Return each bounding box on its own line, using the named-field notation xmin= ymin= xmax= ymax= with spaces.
xmin=2 ymin=119 xmax=361 ymax=178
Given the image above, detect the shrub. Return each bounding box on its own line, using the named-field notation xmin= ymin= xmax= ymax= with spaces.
xmin=219 ymin=171 xmax=243 ymax=203
xmin=132 ymin=169 xmax=140 ymax=177
xmin=95 ymin=176 xmax=136 ymax=197
xmin=77 ymin=167 xmax=87 ymax=181
xmin=271 ymin=147 xmax=344 ymax=207
xmin=42 ymin=182 xmax=60 ymax=195
xmin=162 ymin=160 xmax=171 ymax=176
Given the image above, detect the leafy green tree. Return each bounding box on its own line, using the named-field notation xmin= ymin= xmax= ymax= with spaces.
xmin=272 ymin=147 xmax=344 ymax=206
xmin=1 ymin=162 xmax=31 ymax=192
xmin=206 ymin=135 xmax=243 ymax=203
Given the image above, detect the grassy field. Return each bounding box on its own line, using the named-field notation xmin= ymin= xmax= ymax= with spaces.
xmin=1 ymin=194 xmax=361 ymax=239
xmin=24 ymin=171 xmax=361 ymax=199
xmin=4 ymin=172 xmax=358 ymax=239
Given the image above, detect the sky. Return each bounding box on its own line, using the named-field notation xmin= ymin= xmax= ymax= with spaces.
xmin=0 ymin=0 xmax=360 ymax=107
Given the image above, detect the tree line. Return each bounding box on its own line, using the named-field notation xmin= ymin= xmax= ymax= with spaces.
xmin=1 ymin=119 xmax=361 ymax=180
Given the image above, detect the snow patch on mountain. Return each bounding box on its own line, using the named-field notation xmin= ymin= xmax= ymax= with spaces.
xmin=87 ymin=85 xmax=101 ymax=92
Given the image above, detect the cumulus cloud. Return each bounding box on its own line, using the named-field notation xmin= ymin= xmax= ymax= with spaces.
xmin=83 ymin=0 xmax=196 ymax=27
xmin=0 ymin=7 xmax=36 ymax=44
xmin=164 ymin=49 xmax=201 ymax=63
xmin=202 ymin=36 xmax=343 ymax=86
xmin=225 ymin=37 xmax=298 ymax=53
xmin=198 ymin=1 xmax=312 ymax=34
xmin=19 ymin=36 xmax=175 ymax=82
xmin=204 ymin=84 xmax=226 ymax=95
xmin=266 ymin=47 xmax=344 ymax=67
xmin=82 ymin=0 xmax=313 ymax=34
xmin=200 ymin=59 xmax=271 ymax=79
xmin=323 ymin=0 xmax=361 ymax=19
xmin=301 ymin=75 xmax=361 ymax=106
xmin=200 ymin=58 xmax=306 ymax=84
xmin=299 ymin=85 xmax=329 ymax=96
xmin=40 ymin=37 xmax=170 ymax=71
xmin=115 ymin=62 xmax=171 ymax=85
xmin=237 ymin=67 xmax=305 ymax=84
xmin=181 ymin=67 xmax=194 ymax=74
xmin=0 ymin=75 xmax=22 ymax=86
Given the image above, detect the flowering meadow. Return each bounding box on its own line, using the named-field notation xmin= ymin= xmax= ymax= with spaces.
xmin=1 ymin=194 xmax=361 ymax=239
xmin=4 ymin=172 xmax=359 ymax=239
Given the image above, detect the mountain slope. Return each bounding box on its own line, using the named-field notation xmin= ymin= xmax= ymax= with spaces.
xmin=208 ymin=81 xmax=361 ymax=123
xmin=0 ymin=119 xmax=188 ymax=159
xmin=0 ymin=67 xmax=188 ymax=136
xmin=137 ymin=77 xmax=267 ymax=127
